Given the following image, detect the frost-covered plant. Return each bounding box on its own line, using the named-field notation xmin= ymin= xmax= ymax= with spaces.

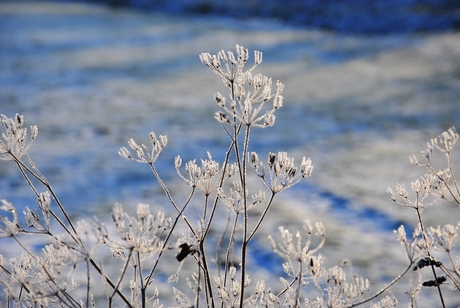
xmin=387 ymin=127 xmax=460 ymax=307
xmin=0 ymin=45 xmax=459 ymax=308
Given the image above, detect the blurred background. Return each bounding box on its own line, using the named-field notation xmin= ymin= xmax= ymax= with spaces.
xmin=1 ymin=0 xmax=460 ymax=306
xmin=92 ymin=0 xmax=460 ymax=33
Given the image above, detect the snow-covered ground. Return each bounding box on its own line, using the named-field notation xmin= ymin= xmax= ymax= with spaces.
xmin=1 ymin=1 xmax=460 ymax=306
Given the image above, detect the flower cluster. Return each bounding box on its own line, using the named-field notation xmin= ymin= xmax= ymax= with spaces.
xmin=217 ymin=182 xmax=266 ymax=214
xmin=0 ymin=246 xmax=82 ymax=307
xmin=324 ymin=265 xmax=369 ymax=307
xmin=0 ymin=199 xmax=21 ymax=237
xmin=119 ymin=132 xmax=168 ymax=164
xmin=201 ymin=45 xmax=284 ymax=128
xmin=95 ymin=203 xmax=171 ymax=260
xmin=199 ymin=44 xmax=261 ymax=89
xmin=0 ymin=114 xmax=38 ymax=161
xmin=214 ymin=266 xmax=265 ymax=307
xmin=250 ymin=151 xmax=313 ymax=193
xmin=175 ymin=152 xmax=237 ymax=195
xmin=212 ymin=73 xmax=284 ymax=127
xmin=269 ymin=220 xmax=325 ymax=266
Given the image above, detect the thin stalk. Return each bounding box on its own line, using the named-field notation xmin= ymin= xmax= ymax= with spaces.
xmin=199 ymin=241 xmax=215 ymax=308
xmin=446 ymin=151 xmax=460 ymax=201
xmin=416 ymin=208 xmax=445 ymax=308
xmin=295 ymin=260 xmax=302 ymax=308
xmin=132 ymin=264 xmax=137 ymax=307
xmin=427 ymin=164 xmax=460 ymax=205
xmin=414 ymin=197 xmax=445 ymax=308
xmin=144 ymin=186 xmax=196 ymax=287
xmin=23 ymin=154 xmax=80 ymax=238
xmin=88 ymin=258 xmax=131 ymax=306
xmin=0 ymin=263 xmax=31 ymax=294
xmin=445 ymin=252 xmax=460 ymax=282
xmin=14 ymin=160 xmax=80 ymax=245
xmin=86 ymin=258 xmax=90 ymax=308
xmin=201 ymin=79 xmax=242 ymax=242
xmin=224 ymin=212 xmax=240 ymax=290
xmin=9 ymin=154 xmax=132 ymax=306
xmin=195 ymin=259 xmax=202 ymax=308
xmin=136 ymin=252 xmax=145 ymax=308
xmin=216 ymin=207 xmax=232 ymax=278
xmin=440 ymin=262 xmax=460 ymax=291
xmin=239 ymin=125 xmax=251 ymax=308
xmin=272 ymin=277 xmax=298 ymax=302
xmin=110 ymin=248 xmax=134 ymax=301
xmin=247 ymin=192 xmax=276 ymax=242
xmin=347 ymin=262 xmax=414 ymax=307
xmin=203 ymin=194 xmax=210 ymax=221
xmin=149 ymin=162 xmax=198 ymax=237
xmin=12 ymin=235 xmax=81 ymax=308
xmin=430 ymin=264 xmax=446 ymax=308
xmin=203 ymin=126 xmax=241 ymax=240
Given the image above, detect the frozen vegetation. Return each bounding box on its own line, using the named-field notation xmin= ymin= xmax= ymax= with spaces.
xmin=0 ymin=1 xmax=460 ymax=307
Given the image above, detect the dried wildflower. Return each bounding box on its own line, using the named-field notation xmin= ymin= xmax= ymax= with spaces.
xmin=201 ymin=45 xmax=283 ymax=128
xmin=212 ymin=73 xmax=284 ymax=128
xmin=119 ymin=132 xmax=167 ymax=164
xmin=109 ymin=203 xmax=169 ymax=260
xmin=172 ymin=287 xmax=193 ymax=307
xmin=0 ymin=114 xmax=38 ymax=161
xmin=217 ymin=186 xmax=241 ymax=213
xmin=371 ymin=296 xmax=399 ymax=308
xmin=37 ymin=191 xmax=51 ymax=230
xmin=325 ymin=265 xmax=369 ymax=307
xmin=269 ymin=221 xmax=325 ymax=263
xmin=429 ymin=223 xmax=459 ymax=252
xmin=410 ymin=143 xmax=433 ymax=166
xmin=394 ymin=225 xmax=407 ymax=245
xmin=431 ymin=127 xmax=458 ymax=153
xmin=215 ymin=276 xmax=230 ymax=302
xmin=0 ymin=241 xmax=84 ymax=307
xmin=244 ymin=280 xmax=265 ymax=305
xmin=252 ymin=151 xmax=313 ymax=193
xmin=304 ymin=297 xmax=324 ymax=308
xmin=175 ymin=152 xmax=236 ymax=195
xmin=0 ymin=200 xmax=23 ymax=237
xmin=24 ymin=207 xmax=47 ymax=233
xmin=136 ymin=202 xmax=150 ymax=220
xmin=200 ymin=44 xmax=261 ymax=90
xmin=217 ymin=183 xmax=263 ymax=213
xmin=395 ymin=183 xmax=409 ymax=200
xmin=393 ymin=225 xmax=425 ymax=262
xmin=214 ymin=266 xmax=253 ymax=307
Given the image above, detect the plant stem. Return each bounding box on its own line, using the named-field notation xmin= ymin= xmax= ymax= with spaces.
xmin=149 ymin=163 xmax=198 ymax=237
xmin=239 ymin=125 xmax=251 ymax=308
xmin=347 ymin=262 xmax=413 ymax=308
xmin=144 ymin=186 xmax=196 ymax=287
xmin=247 ymin=192 xmax=276 ymax=242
